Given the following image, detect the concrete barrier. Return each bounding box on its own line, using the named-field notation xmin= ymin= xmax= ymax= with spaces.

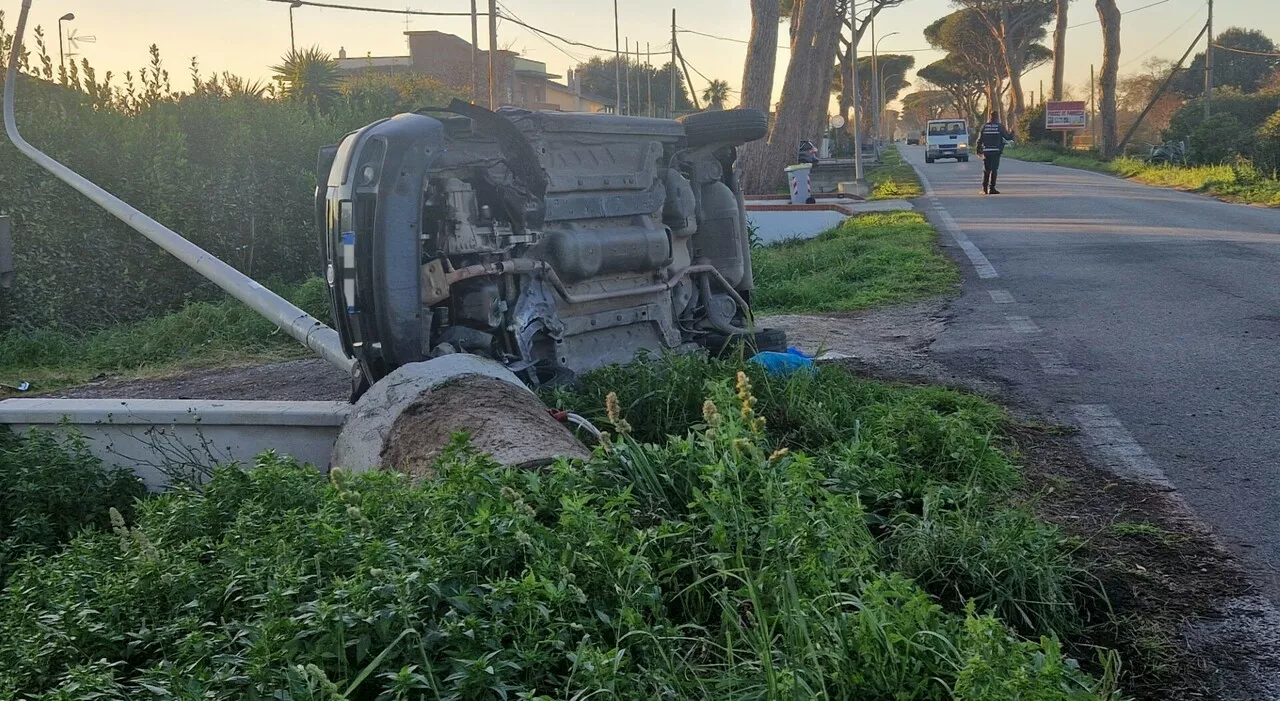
xmin=0 ymin=398 xmax=350 ymax=490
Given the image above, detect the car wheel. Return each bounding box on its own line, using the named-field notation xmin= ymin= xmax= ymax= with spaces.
xmin=698 ymin=327 xmax=789 ymax=358
xmin=925 ymin=156 xmax=934 ymax=163
xmin=961 ymin=156 xmax=970 ymax=163
xmin=678 ymin=109 xmax=770 ymax=148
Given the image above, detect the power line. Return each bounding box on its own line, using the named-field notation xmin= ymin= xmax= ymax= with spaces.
xmin=268 ymin=0 xmax=629 ymax=55
xmin=675 ymin=26 xmax=935 ymax=54
xmin=1211 ymin=43 xmax=1280 ymax=58
xmin=266 ymin=0 xmax=483 ymax=18
xmin=1067 ymin=0 xmax=1173 ymax=30
xmin=1119 ymin=6 xmax=1202 ymax=69
xmin=496 ymin=0 xmax=584 ymax=63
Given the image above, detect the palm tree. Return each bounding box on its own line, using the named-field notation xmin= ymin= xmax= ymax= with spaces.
xmin=701 ymin=80 xmax=733 ymax=111
xmin=270 ymin=46 xmax=340 ymax=112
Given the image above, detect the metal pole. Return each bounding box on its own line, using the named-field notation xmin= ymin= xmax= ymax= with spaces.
xmin=870 ymin=14 xmax=879 ymax=145
xmin=289 ymin=5 xmax=296 ymax=52
xmin=1119 ymin=21 xmax=1209 ymax=151
xmin=1090 ymin=63 xmax=1096 ymax=147
xmin=488 ymin=0 xmax=497 ymax=108
xmin=850 ymin=2 xmax=864 ymax=184
xmin=625 ymin=37 xmax=631 ymax=116
xmin=470 ymin=0 xmax=479 ymax=103
xmin=4 ymin=0 xmax=354 ymax=375
xmin=57 ymin=19 xmax=64 ymax=77
xmin=647 ymin=42 xmax=653 ymax=117
xmin=614 ymin=0 xmax=622 ymax=114
xmin=1204 ymin=0 xmax=1213 ymax=119
xmin=669 ymin=10 xmax=677 ymax=117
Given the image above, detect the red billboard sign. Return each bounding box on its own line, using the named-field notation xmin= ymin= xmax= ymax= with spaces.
xmin=1046 ymin=101 xmax=1087 ymax=131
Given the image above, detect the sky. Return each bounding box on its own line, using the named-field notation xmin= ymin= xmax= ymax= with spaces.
xmin=6 ymin=0 xmax=1279 ymax=112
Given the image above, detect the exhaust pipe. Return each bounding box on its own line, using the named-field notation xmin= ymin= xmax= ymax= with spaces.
xmin=3 ymin=0 xmax=355 ymax=375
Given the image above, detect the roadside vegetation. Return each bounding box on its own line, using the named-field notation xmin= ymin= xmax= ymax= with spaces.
xmin=0 ymin=278 xmax=329 ymax=391
xmin=867 ymin=147 xmax=926 ymax=200
xmin=752 ymin=210 xmax=957 ymax=314
xmin=1007 ymin=142 xmax=1280 ymax=207
xmin=0 ymin=354 xmax=1127 ymax=698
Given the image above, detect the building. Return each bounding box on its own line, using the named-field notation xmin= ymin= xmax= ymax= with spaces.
xmin=544 ymin=69 xmax=614 ymax=113
xmin=335 ymin=31 xmax=613 ymax=113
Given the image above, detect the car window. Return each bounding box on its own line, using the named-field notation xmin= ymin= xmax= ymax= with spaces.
xmin=927 ymin=122 xmax=966 ymax=136
xmin=799 ymin=140 xmax=815 ymax=149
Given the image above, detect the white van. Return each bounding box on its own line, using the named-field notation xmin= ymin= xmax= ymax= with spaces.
xmin=924 ymin=119 xmax=970 ymax=163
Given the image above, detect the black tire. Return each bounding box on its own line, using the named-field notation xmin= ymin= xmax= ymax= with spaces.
xmin=678 ymin=109 xmax=770 ymax=148
xmin=698 ymin=327 xmax=789 ymax=358
xmin=960 ymin=156 xmax=970 ymax=163
xmin=925 ymin=156 xmax=935 ymax=163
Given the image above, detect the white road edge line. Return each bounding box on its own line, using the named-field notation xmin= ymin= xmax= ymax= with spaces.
xmin=1005 ymin=314 xmax=1041 ymax=334
xmin=907 ymin=151 xmax=999 ymax=279
xmin=1031 ymin=349 xmax=1078 ymax=376
xmin=1071 ymin=404 xmax=1173 ymax=488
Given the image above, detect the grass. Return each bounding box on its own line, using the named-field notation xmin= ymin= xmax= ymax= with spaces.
xmin=866 ymin=146 xmax=925 ymax=200
xmin=751 ymin=210 xmax=959 ymax=314
xmin=0 ymin=277 xmax=330 ymax=391
xmin=0 ymin=354 xmax=1122 ymax=699
xmin=1006 ymin=143 xmax=1280 ymax=207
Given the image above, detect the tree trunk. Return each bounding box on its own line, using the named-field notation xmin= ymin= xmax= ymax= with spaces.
xmin=740 ymin=0 xmax=780 ymax=111
xmin=1052 ymin=0 xmax=1068 ymax=100
xmin=753 ymin=0 xmax=829 ymax=194
xmin=807 ymin=0 xmax=843 ymax=140
xmin=736 ymin=0 xmax=781 ymax=195
xmin=1096 ymin=0 xmax=1121 ymax=157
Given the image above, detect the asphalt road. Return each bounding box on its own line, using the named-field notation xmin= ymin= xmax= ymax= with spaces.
xmin=900 ymin=145 xmax=1280 ymax=599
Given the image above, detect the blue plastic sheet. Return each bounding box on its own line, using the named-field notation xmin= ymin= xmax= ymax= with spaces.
xmin=750 ymin=347 xmax=816 ymax=376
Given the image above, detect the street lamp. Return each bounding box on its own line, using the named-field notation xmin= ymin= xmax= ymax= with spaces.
xmin=871 ymin=30 xmax=899 ymax=145
xmin=879 ymin=71 xmax=904 ymax=141
xmin=289 ymin=1 xmax=303 ymax=53
xmin=57 ymin=13 xmax=74 ymax=76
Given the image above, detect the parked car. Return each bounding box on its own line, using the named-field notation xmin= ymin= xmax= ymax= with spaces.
xmin=798 ymin=140 xmax=820 ymax=164
xmin=924 ymin=119 xmax=970 ymax=163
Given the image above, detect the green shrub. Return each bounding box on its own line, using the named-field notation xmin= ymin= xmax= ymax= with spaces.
xmin=0 ymin=15 xmax=466 ymax=334
xmin=0 ymin=428 xmax=145 ymax=584
xmin=1188 ymin=113 xmax=1251 ymax=164
xmin=0 ymin=362 xmax=1113 ymax=699
xmin=1257 ymin=109 xmax=1280 ymax=174
xmin=1165 ymin=90 xmax=1280 ymax=144
xmin=1018 ymin=103 xmax=1053 ymax=144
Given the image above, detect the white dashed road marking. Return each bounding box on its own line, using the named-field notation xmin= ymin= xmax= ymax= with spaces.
xmin=912 ymin=165 xmax=999 ymax=279
xmin=988 ymin=289 xmax=1015 ymax=304
xmin=1005 ymin=315 xmax=1041 ymax=334
xmin=1031 ymin=349 xmax=1078 ymax=376
xmin=1072 ymin=404 xmax=1173 ymax=488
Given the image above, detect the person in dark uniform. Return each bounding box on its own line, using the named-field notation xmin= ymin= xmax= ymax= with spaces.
xmin=978 ymin=111 xmax=1015 ymax=195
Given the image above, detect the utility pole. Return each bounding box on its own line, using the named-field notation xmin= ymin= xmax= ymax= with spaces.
xmin=470 ymin=0 xmax=479 ymax=103
xmin=647 ymin=43 xmax=653 ymax=117
xmin=870 ymin=14 xmax=879 ymax=145
xmin=1090 ymin=63 xmax=1097 ymax=147
xmin=670 ymin=10 xmax=677 ymax=118
xmin=850 ymin=0 xmax=865 ymax=186
xmin=488 ymin=0 xmax=498 ymax=108
xmin=1204 ymin=0 xmax=1214 ymax=118
xmin=625 ymin=37 xmax=632 ymax=115
xmin=614 ymin=0 xmax=622 ymax=115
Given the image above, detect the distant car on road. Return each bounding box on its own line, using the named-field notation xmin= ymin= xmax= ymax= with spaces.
xmin=906 ymin=130 xmax=921 ymax=145
xmin=924 ymin=119 xmax=970 ymax=163
xmin=798 ymin=140 xmax=820 ymax=164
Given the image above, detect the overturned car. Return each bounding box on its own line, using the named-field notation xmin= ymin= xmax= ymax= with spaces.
xmin=317 ymin=101 xmax=783 ymax=396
